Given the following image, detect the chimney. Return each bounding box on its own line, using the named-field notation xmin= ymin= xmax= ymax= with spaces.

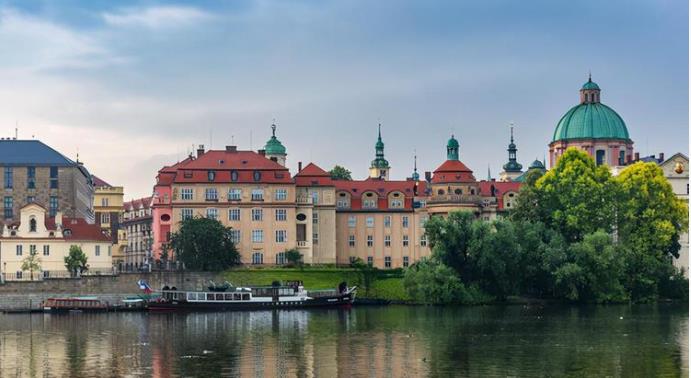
xmin=197 ymin=145 xmax=205 ymax=157
xmin=634 ymin=152 xmax=640 ymax=161
xmin=298 ymin=161 xmax=303 ymax=172
xmin=258 ymin=149 xmax=266 ymax=156
xmin=55 ymin=212 xmax=63 ymax=229
xmin=424 ymin=171 xmax=432 ymax=182
xmin=225 ymin=145 xmax=237 ymax=153
xmin=659 ymin=152 xmax=665 ymax=162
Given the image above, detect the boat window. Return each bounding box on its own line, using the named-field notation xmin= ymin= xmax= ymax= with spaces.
xmin=215 ymin=293 xmax=224 ymax=300
xmin=234 ymin=293 xmax=241 ymax=300
xmin=242 ymin=294 xmax=250 ymax=300
xmin=207 ymin=293 xmax=214 ymax=300
xmin=225 ymin=294 xmax=233 ymax=300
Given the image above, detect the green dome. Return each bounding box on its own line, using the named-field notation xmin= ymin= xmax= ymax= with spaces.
xmin=582 ymin=80 xmax=600 ymax=90
xmin=552 ymin=103 xmax=629 ymax=142
xmin=265 ymin=136 xmax=286 ymax=155
xmin=529 ymin=159 xmax=545 ymax=170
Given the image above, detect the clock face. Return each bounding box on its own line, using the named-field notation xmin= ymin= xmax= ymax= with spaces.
xmin=674 ymin=162 xmax=684 ymax=174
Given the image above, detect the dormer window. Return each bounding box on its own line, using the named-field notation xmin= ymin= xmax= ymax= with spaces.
xmin=29 ymin=218 xmax=37 ymax=232
xmin=253 ymin=170 xmax=262 ymax=182
xmin=63 ymin=229 xmax=72 ymax=237
xmin=208 ymin=170 xmax=216 ymax=181
xmin=231 ymin=170 xmax=239 ymax=182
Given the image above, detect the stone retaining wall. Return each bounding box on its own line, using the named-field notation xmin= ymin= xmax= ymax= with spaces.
xmin=0 ymin=271 xmax=224 ymax=311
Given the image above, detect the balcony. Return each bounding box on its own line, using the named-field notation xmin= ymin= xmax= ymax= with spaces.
xmin=297 ymin=240 xmax=309 ymax=248
xmin=296 ymin=196 xmax=312 ymax=205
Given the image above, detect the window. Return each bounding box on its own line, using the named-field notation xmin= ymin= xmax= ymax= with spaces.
xmin=618 ymin=150 xmax=625 ymax=166
xmin=276 ymin=252 xmax=286 ymax=265
xmin=311 ymin=191 xmax=319 ymax=205
xmin=228 ymin=189 xmax=242 ymax=201
xmin=402 ymin=235 xmax=409 ymax=247
xmin=384 ymin=235 xmax=391 ymax=247
xmin=384 ymin=256 xmax=391 ymax=268
xmin=275 ymin=189 xmax=287 ymax=201
xmin=95 ymin=245 xmax=101 ymax=256
xmin=27 ymin=167 xmax=35 ymax=189
xmin=595 ymin=150 xmax=606 ymax=166
xmin=276 ymin=230 xmax=287 ymax=243
xmin=251 ymin=189 xmax=264 ymax=201
xmin=43 ymin=245 xmax=50 ymax=256
xmin=252 ymin=230 xmax=264 ymax=243
xmin=231 ymin=170 xmax=239 ymax=182
xmin=421 ymin=234 xmax=427 ymax=247
xmin=16 ymin=245 xmax=22 ymax=256
xmin=402 ymin=216 xmax=409 ymax=228
xmin=208 ymin=170 xmax=216 ymax=181
xmin=348 ymin=235 xmax=355 ymax=247
xmin=313 ymin=232 xmax=319 ymax=244
xmin=251 ymin=252 xmax=263 ymax=264
xmin=101 ymin=198 xmax=109 ymax=207
xmin=4 ymin=196 xmax=13 ymax=219
xmin=390 ymin=200 xmax=403 ymax=208
xmin=251 ymin=208 xmax=263 ymax=221
xmin=205 ymin=188 xmax=218 ymax=201
xmin=229 ymin=208 xmax=241 ymax=221
xmin=367 ymin=235 xmax=373 ymax=247
xmin=367 ymin=256 xmax=373 ymax=266
xmin=181 ymin=208 xmax=193 ymax=220
xmin=312 ymin=212 xmax=319 ymax=224
xmin=253 ymin=170 xmax=262 ymax=182
xmin=108 ymin=246 xmax=112 ymax=256
xmin=16 ymin=271 xmax=22 ymax=279
xmin=29 ymin=218 xmax=37 ymax=232
xmin=230 ymin=229 xmax=241 ymax=243
xmin=337 ymin=199 xmax=349 ymax=208
xmin=181 ymin=188 xmax=193 ymax=200
xmin=3 ymin=167 xmax=12 ymax=189
xmin=206 ymin=208 xmax=218 ymax=220
xmin=275 ymin=209 xmax=287 ymax=221
xmin=403 ymin=256 xmax=409 ymax=267
xmin=27 ymin=196 xmax=35 ymax=203
xmin=49 ymin=196 xmax=58 ymax=217
xmin=384 ymin=216 xmax=391 ymax=228
xmin=48 ymin=167 xmax=58 ymax=188
xmin=348 ymin=216 xmax=356 ymax=228
xmin=101 ymin=213 xmax=110 ymax=224
xmin=366 ymin=217 xmax=374 ymax=228
xmin=363 ymin=199 xmax=377 ymax=209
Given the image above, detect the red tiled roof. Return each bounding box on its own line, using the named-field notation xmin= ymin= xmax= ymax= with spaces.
xmin=478 ymin=181 xmax=522 ymax=210
xmin=124 ymin=196 xmax=153 ymax=212
xmin=295 ymin=163 xmax=334 ymax=186
xmin=156 ymin=150 xmax=292 ymax=184
xmin=432 ymin=160 xmax=476 ymax=183
xmin=44 ymin=217 xmax=111 ymax=242
xmin=91 ymin=175 xmax=112 ymax=188
xmin=334 ymin=178 xmax=427 ymax=210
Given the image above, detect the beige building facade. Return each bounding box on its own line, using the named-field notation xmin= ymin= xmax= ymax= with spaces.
xmin=92 ymin=176 xmax=125 ymax=265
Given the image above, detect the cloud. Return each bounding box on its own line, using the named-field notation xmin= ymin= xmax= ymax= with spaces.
xmin=102 ymin=6 xmax=213 ymax=29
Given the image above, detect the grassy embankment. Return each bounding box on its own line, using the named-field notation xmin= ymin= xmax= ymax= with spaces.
xmin=223 ymin=267 xmax=410 ymax=301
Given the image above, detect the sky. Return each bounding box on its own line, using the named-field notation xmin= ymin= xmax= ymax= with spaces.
xmin=0 ymin=0 xmax=687 ymax=199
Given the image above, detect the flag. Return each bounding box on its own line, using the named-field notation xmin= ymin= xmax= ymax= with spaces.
xmin=138 ymin=279 xmax=152 ymax=294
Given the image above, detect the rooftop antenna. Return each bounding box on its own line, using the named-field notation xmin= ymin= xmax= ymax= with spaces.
xmin=231 ymin=135 xmax=235 ymax=145
xmin=14 ymin=124 xmax=18 ymax=140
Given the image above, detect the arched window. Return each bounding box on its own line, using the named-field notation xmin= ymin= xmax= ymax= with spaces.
xmin=29 ymin=218 xmax=37 ymax=232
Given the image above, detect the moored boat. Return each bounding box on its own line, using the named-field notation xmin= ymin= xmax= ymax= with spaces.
xmin=42 ymin=297 xmax=109 ymax=312
xmin=147 ymin=281 xmax=356 ymax=311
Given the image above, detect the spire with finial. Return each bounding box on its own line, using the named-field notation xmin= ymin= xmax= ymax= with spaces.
xmin=370 ymin=122 xmax=390 ymax=179
xmin=580 ymin=72 xmax=600 ymax=103
xmin=411 ymin=149 xmax=419 ymax=181
xmin=503 ymin=122 xmax=522 ymax=172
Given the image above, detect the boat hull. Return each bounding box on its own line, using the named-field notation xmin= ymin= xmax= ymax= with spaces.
xmin=147 ymin=292 xmax=355 ymax=312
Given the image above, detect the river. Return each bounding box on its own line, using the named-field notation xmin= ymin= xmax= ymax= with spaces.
xmin=0 ymin=304 xmax=686 ymax=377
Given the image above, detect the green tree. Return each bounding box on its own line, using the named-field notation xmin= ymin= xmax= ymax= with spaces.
xmin=533 ymin=148 xmax=617 ymax=241
xmin=552 ymin=231 xmax=627 ymax=303
xmin=168 ymin=217 xmax=241 ymax=271
xmin=21 ymin=247 xmax=41 ymax=281
xmin=284 ymin=248 xmax=303 ymax=267
xmin=329 ymin=165 xmax=352 ymax=180
xmin=350 ymin=257 xmax=378 ymax=296
xmin=64 ymin=245 xmax=88 ymax=278
xmin=510 ymin=169 xmax=547 ymax=222
xmin=403 ymin=258 xmax=466 ymax=304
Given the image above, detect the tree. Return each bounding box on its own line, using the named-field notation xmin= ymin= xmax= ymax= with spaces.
xmin=615 ymin=162 xmax=689 ymax=301
xmin=168 ymin=217 xmax=241 ymax=271
xmin=403 ymin=258 xmax=466 ymax=304
xmin=284 ymin=248 xmax=303 ymax=267
xmin=510 ymin=169 xmax=547 ymax=223
xmin=532 ymin=148 xmax=617 ymax=242
xmin=21 ymin=247 xmax=41 ymax=281
xmin=329 ymin=165 xmax=352 ymax=180
xmin=64 ymin=245 xmax=88 ymax=278
xmin=350 ymin=257 xmax=378 ymax=296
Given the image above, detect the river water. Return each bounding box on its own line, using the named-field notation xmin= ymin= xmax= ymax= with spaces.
xmin=0 ymin=304 xmax=686 ymax=377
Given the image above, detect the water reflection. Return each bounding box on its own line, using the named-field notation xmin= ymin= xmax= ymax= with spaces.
xmin=0 ymin=304 xmax=686 ymax=377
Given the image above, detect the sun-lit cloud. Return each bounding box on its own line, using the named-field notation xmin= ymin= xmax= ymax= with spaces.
xmin=102 ymin=5 xmax=214 ymax=29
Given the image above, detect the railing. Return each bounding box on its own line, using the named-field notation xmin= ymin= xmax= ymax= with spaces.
xmin=427 ymin=195 xmax=496 ymax=205
xmin=307 ymin=289 xmax=339 ymax=298
xmin=296 ymin=241 xmax=308 ymax=248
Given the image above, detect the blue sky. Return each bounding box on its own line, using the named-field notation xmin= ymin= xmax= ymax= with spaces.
xmin=0 ymin=0 xmax=687 ymax=198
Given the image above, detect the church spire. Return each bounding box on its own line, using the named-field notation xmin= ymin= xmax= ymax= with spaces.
xmin=369 ymin=123 xmax=390 ymax=180
xmin=502 ymin=122 xmax=522 ymax=173
xmin=411 ymin=150 xmax=420 ymax=181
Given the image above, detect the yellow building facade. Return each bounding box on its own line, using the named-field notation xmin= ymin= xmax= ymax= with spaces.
xmin=92 ymin=176 xmax=125 ymax=265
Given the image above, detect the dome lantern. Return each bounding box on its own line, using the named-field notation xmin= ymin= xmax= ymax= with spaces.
xmin=446 ymin=135 xmax=459 ymax=161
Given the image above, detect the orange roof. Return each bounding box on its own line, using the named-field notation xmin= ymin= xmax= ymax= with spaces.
xmin=124 ymin=196 xmax=153 ymax=212
xmin=295 ymin=163 xmax=333 ymax=186
xmin=432 ymin=160 xmax=476 ymax=183
xmin=334 ymin=178 xmax=427 ymax=210
xmin=478 ymin=181 xmax=522 ymax=210
xmin=38 ymin=217 xmax=111 ymax=242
